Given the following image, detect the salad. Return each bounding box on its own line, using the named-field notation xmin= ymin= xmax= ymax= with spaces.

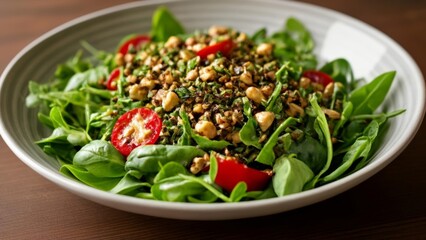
xmin=26 ymin=7 xmax=404 ymax=202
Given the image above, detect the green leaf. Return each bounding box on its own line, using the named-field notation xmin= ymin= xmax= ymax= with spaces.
xmin=251 ymin=28 xmax=267 ymax=44
xmin=73 ymin=140 xmax=126 ymax=178
xmin=321 ymin=120 xmax=380 ymax=183
xmin=239 ymin=118 xmax=261 ymax=149
xmin=229 ymin=182 xmax=247 ymax=202
xmin=125 ymin=145 xmax=205 ymax=174
xmin=151 ymin=175 xmax=206 ymax=202
xmin=50 ymin=107 xmax=70 ymax=129
xmin=269 ymin=18 xmax=317 ymax=69
xmin=192 ymin=135 xmax=231 ymax=151
xmin=303 ymin=95 xmax=333 ymax=189
xmin=239 ymin=97 xmax=261 ymax=149
xmin=109 ymin=171 xmax=151 ymax=195
xmin=320 ymin=58 xmax=354 ymax=90
xmin=255 ymin=117 xmax=298 ymax=166
xmin=150 ymin=6 xmax=185 ymax=42
xmin=349 ymin=71 xmax=396 ymax=115
xmin=60 ymin=164 xmax=121 ymax=191
xmin=153 ymin=162 xmax=188 ymax=183
xmin=64 ymin=66 xmax=108 ymax=92
xmin=272 ymin=154 xmax=314 ymax=196
xmin=179 ymin=108 xmax=230 ymax=150
xmin=209 ymin=153 xmax=218 ymax=182
xmin=333 ymin=101 xmax=353 ymax=136
xmin=285 ymin=134 xmax=327 ymax=174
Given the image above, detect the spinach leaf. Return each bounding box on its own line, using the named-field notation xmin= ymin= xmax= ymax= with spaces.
xmin=73 ymin=140 xmax=126 ymax=178
xmin=272 ymin=154 xmax=314 ymax=196
xmin=320 ymin=58 xmax=354 ymax=91
xmin=187 ymin=190 xmax=219 ymax=203
xmin=245 ymin=183 xmax=277 ymax=200
xmin=255 ymin=117 xmax=298 ymax=166
xmin=109 ymin=170 xmax=151 ymax=195
xmin=349 ymin=71 xmax=396 ymax=115
xmin=251 ymin=27 xmax=267 ymax=44
xmin=303 ymin=95 xmax=333 ymax=189
xmin=192 ymin=135 xmax=231 ymax=151
xmin=285 ymin=134 xmax=327 ymax=174
xmin=151 ymin=175 xmax=207 ymax=202
xmin=229 ymin=182 xmax=248 ymax=202
xmin=64 ymin=66 xmax=108 ymax=92
xmin=239 ymin=97 xmax=261 ymax=149
xmin=179 ymin=108 xmax=230 ymax=150
xmin=265 ymin=81 xmax=283 ymax=115
xmin=350 ymin=109 xmax=406 ymax=122
xmin=177 ymin=108 xmax=192 ymax=145
xmin=321 ymin=120 xmax=380 ymax=183
xmin=209 ymin=152 xmax=219 ymax=183
xmin=42 ymin=107 xmax=90 ymax=147
xmin=177 ymin=174 xmax=236 ymax=202
xmin=60 ymin=164 xmax=121 ymax=190
xmin=125 ymin=145 xmax=205 ymax=174
xmin=38 ymin=142 xmax=77 ymax=163
xmin=150 ymin=6 xmax=185 ymax=42
xmin=269 ymin=18 xmax=317 ymax=69
xmin=153 ymin=161 xmax=189 ymax=183
xmin=265 ymin=62 xmax=301 ymax=117
xmin=333 ymin=100 xmax=353 ymax=136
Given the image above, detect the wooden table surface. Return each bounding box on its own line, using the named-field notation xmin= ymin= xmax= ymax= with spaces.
xmin=1 ymin=0 xmax=425 ymax=239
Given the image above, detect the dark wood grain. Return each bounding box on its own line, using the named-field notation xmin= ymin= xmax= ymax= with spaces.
xmin=1 ymin=0 xmax=425 ymax=239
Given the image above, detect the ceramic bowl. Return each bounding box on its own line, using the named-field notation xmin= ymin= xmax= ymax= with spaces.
xmin=0 ymin=0 xmax=424 ymax=220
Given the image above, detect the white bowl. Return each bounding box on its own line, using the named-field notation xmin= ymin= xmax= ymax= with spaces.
xmin=0 ymin=0 xmax=424 ymax=220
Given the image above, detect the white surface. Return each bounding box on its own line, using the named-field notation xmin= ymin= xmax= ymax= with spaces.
xmin=0 ymin=0 xmax=424 ymax=220
xmin=321 ymin=22 xmax=387 ymax=78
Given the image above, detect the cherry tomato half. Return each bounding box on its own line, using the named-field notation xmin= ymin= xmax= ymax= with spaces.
xmin=196 ymin=39 xmax=234 ymax=59
xmin=111 ymin=108 xmax=162 ymax=157
xmin=214 ymin=155 xmax=272 ymax=192
xmin=302 ymin=70 xmax=334 ymax=87
xmin=106 ymin=68 xmax=121 ymax=90
xmin=117 ymin=35 xmax=150 ymax=55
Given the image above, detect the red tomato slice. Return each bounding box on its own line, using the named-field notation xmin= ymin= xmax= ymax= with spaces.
xmin=214 ymin=155 xmax=272 ymax=192
xmin=111 ymin=108 xmax=162 ymax=157
xmin=106 ymin=68 xmax=121 ymax=90
xmin=117 ymin=35 xmax=150 ymax=55
xmin=197 ymin=39 xmax=234 ymax=59
xmin=302 ymin=70 xmax=334 ymax=87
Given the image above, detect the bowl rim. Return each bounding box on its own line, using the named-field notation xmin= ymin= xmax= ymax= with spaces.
xmin=0 ymin=0 xmax=425 ymax=219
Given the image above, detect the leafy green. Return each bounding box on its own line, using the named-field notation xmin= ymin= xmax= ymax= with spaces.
xmin=60 ymin=164 xmax=121 ymax=190
xmin=255 ymin=117 xmax=298 ymax=166
xmin=72 ymin=140 xmax=126 ymax=178
xmin=109 ymin=171 xmax=151 ymax=195
xmin=239 ymin=97 xmax=261 ymax=149
xmin=285 ymin=133 xmax=327 ymax=174
xmin=125 ymin=145 xmax=205 ymax=174
xmin=303 ymin=95 xmax=333 ymax=190
xmin=273 ymin=154 xmax=314 ymax=196
xmin=150 ymin=6 xmax=185 ymax=42
xmin=321 ymin=120 xmax=380 ymax=183
xmin=320 ymin=58 xmax=354 ymax=91
xmin=179 ymin=108 xmax=231 ymax=150
xmin=269 ymin=17 xmax=317 ymax=69
xmin=349 ymin=71 xmax=396 ymax=115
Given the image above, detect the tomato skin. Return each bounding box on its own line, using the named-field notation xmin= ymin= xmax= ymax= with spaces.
xmin=111 ymin=108 xmax=162 ymax=157
xmin=196 ymin=39 xmax=234 ymax=59
xmin=117 ymin=35 xmax=150 ymax=55
xmin=214 ymin=155 xmax=272 ymax=192
xmin=106 ymin=68 xmax=121 ymax=90
xmin=302 ymin=70 xmax=334 ymax=87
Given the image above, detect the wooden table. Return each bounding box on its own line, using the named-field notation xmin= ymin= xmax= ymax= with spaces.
xmin=1 ymin=0 xmax=425 ymax=239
